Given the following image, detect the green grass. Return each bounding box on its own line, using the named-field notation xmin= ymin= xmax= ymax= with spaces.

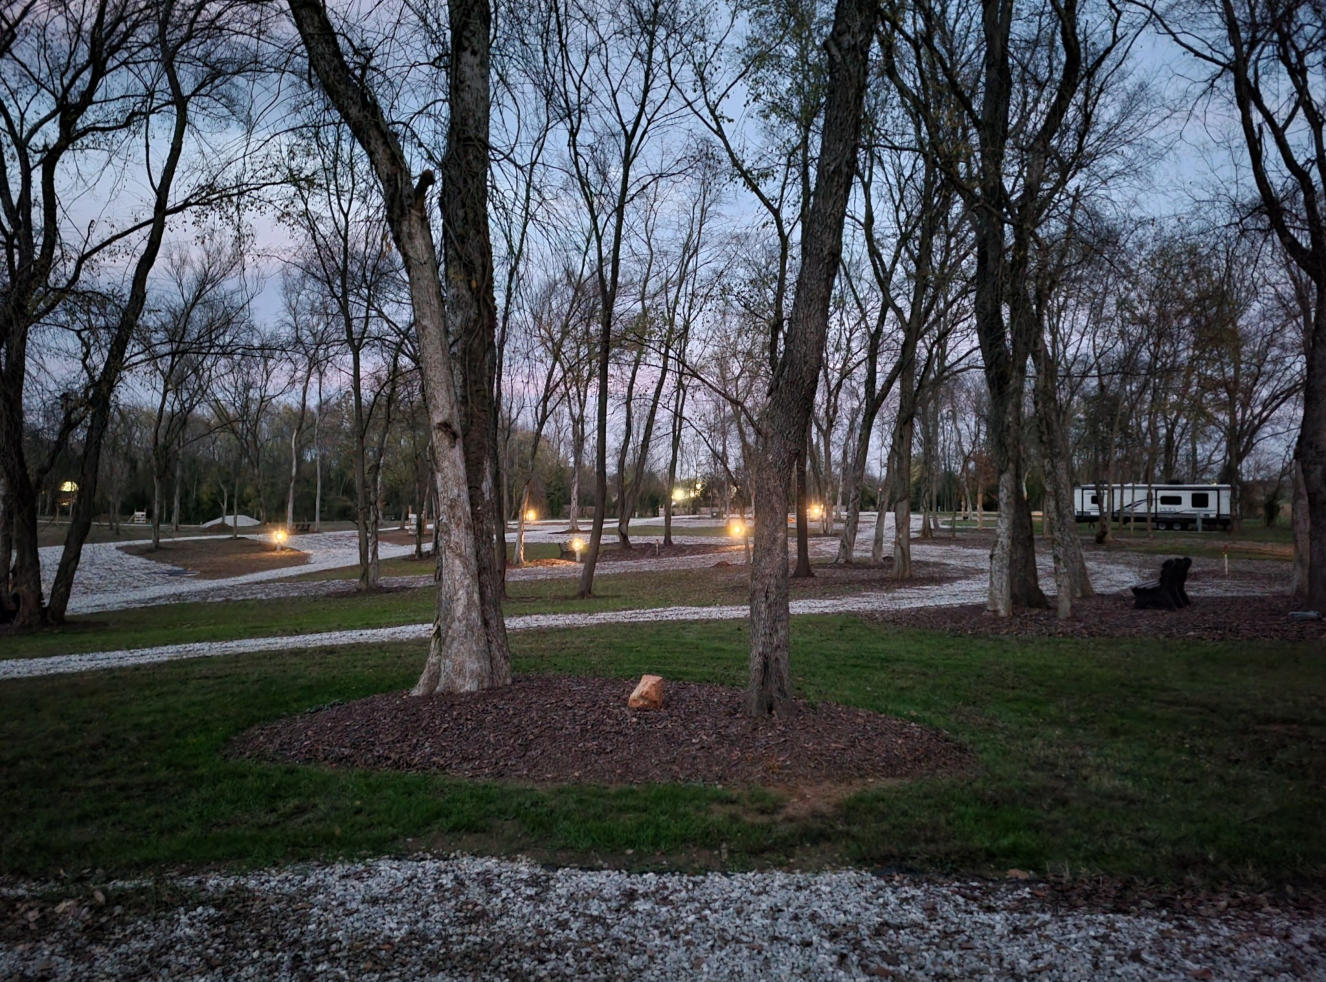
xmin=1087 ymin=523 xmax=1293 ymax=562
xmin=1 ymin=616 xmax=1322 ymax=889
xmin=2 ymin=558 xmax=773 ymax=661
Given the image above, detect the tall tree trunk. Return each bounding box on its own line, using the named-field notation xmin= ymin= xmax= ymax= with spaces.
xmin=46 ymin=4 xmax=193 ymax=623
xmin=1292 ymin=458 xmax=1310 ymax=598
xmin=172 ymin=457 xmax=182 ymax=531
xmin=567 ymin=414 xmax=584 ymax=531
xmin=835 ymin=412 xmax=877 ymax=563
xmin=151 ymin=467 xmax=165 ymax=550
xmin=513 ymin=483 xmax=531 ymax=566
xmin=289 ymin=0 xmax=505 ymax=694
xmin=577 ymin=306 xmax=613 ymax=595
xmin=0 ymin=480 xmax=12 ymax=621
xmin=663 ymin=379 xmax=685 ymax=547
xmin=1032 ymin=335 xmax=1092 ymax=611
xmin=747 ymin=0 xmax=873 ymax=717
xmin=436 ymin=0 xmax=510 ymax=676
xmin=314 ymin=370 xmax=323 ymax=532
xmin=792 ymin=446 xmax=813 ymax=578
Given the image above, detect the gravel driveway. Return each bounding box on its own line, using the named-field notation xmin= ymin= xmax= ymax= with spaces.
xmin=3 ymin=856 xmax=1321 ymax=981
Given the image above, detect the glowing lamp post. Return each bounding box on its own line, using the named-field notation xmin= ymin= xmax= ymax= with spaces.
xmin=570 ymin=536 xmax=585 ymax=562
xmin=729 ymin=517 xmax=751 ymax=563
xmin=525 ymin=508 xmax=537 ymax=524
xmin=273 ymin=528 xmax=288 ymax=551
xmin=57 ymin=481 xmax=78 ymax=521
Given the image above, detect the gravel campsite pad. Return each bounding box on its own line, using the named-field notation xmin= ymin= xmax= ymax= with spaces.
xmin=231 ymin=675 xmax=971 ymax=788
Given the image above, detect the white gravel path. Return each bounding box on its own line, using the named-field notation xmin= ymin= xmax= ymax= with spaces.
xmin=45 ymin=532 xmax=420 ymax=615
xmin=2 ymin=855 xmax=1320 ymax=981
xmin=1 ymin=532 xmax=1276 ymax=681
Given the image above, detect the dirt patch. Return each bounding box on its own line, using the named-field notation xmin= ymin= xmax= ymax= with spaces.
xmin=121 ymin=537 xmax=309 ymax=580
xmin=231 ymin=675 xmax=970 ymax=789
xmin=870 ymin=593 xmax=1326 ymax=642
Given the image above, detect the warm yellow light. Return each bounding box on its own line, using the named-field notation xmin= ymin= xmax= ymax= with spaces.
xmin=808 ymin=503 xmax=824 ymax=520
xmin=273 ymin=529 xmax=288 ymax=545
xmin=570 ymin=536 xmax=586 ymax=554
xmin=524 ymin=509 xmax=537 ymax=523
xmin=59 ymin=481 xmax=78 ymax=493
xmin=671 ymin=487 xmax=687 ymax=503
xmin=728 ymin=519 xmax=746 ymax=538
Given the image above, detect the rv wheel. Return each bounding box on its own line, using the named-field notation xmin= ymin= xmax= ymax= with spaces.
xmin=1156 ymin=521 xmax=1168 ymax=531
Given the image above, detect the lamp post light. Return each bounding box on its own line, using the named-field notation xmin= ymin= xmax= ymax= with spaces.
xmin=570 ymin=536 xmax=585 ymax=563
xmin=273 ymin=528 xmax=288 ymax=551
xmin=57 ymin=481 xmax=78 ymax=522
xmin=728 ymin=517 xmax=751 ymax=563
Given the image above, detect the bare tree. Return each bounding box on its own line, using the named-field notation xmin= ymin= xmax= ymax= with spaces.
xmin=543 ymin=0 xmax=685 ymax=595
xmin=288 ymin=0 xmax=510 ymax=693
xmin=1152 ymin=0 xmax=1326 ymax=606
xmin=0 ymin=0 xmax=266 ymax=624
xmin=140 ymin=237 xmax=249 ymax=550
xmin=746 ymin=0 xmax=874 ymax=717
xmin=887 ymin=0 xmax=1136 ymax=615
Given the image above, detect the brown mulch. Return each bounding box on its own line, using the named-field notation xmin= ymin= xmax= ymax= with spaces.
xmin=231 ymin=675 xmax=971 ymax=790
xmin=120 ymin=537 xmax=309 ymax=579
xmin=871 ymin=593 xmax=1326 ymax=642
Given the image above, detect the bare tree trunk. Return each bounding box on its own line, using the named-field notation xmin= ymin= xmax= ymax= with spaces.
xmin=438 ymin=0 xmax=510 ymax=674
xmin=286 ymin=367 xmax=311 ymax=530
xmin=890 ymin=427 xmax=913 ymax=580
xmin=663 ymin=378 xmax=685 ymax=547
xmin=172 ymin=457 xmax=182 ymax=531
xmin=1033 ymin=336 xmax=1092 ymax=610
xmin=513 ymin=484 xmax=530 ymax=566
xmin=289 ymin=0 xmax=505 ymax=695
xmin=314 ymin=370 xmax=323 ymax=532
xmin=152 ymin=470 xmax=165 ymax=550
xmin=1292 ymin=458 xmax=1310 ymax=598
xmin=792 ymin=446 xmax=813 ymax=578
xmin=835 ymin=414 xmax=874 ymax=563
xmin=567 ymin=415 xmax=584 ymax=531
xmin=747 ymin=0 xmax=873 ymax=717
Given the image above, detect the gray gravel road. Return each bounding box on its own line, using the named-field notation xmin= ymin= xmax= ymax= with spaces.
xmin=3 ymin=856 xmax=1322 ymax=981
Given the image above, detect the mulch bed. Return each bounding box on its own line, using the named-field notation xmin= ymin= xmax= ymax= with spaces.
xmin=120 ymin=538 xmax=309 ymax=579
xmin=871 ymin=593 xmax=1326 ymax=642
xmin=231 ymin=675 xmax=970 ymax=789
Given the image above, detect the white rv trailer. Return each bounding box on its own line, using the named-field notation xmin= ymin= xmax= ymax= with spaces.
xmin=1072 ymin=483 xmax=1232 ymax=530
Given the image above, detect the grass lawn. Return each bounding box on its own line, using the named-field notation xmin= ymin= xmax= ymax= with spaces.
xmin=1 ymin=616 xmax=1321 ymax=890
xmin=3 ymin=559 xmax=877 ymax=661
xmin=1085 ymin=524 xmax=1294 ymax=562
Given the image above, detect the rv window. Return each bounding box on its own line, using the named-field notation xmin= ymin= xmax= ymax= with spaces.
xmin=1159 ymin=495 xmax=1182 ymax=506
xmin=1090 ymin=494 xmax=1098 ymax=505
xmin=1192 ymin=492 xmax=1209 ymax=508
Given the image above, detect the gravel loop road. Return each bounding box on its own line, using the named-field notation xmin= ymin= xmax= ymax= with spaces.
xmin=3 ymin=523 xmax=1277 ymax=682
xmin=2 ymin=855 xmax=1320 ymax=981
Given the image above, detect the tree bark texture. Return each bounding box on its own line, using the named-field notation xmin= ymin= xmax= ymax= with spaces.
xmin=440 ymin=0 xmax=511 ymax=677
xmin=747 ymin=0 xmax=874 ymax=717
xmin=288 ymin=0 xmax=505 ymax=694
